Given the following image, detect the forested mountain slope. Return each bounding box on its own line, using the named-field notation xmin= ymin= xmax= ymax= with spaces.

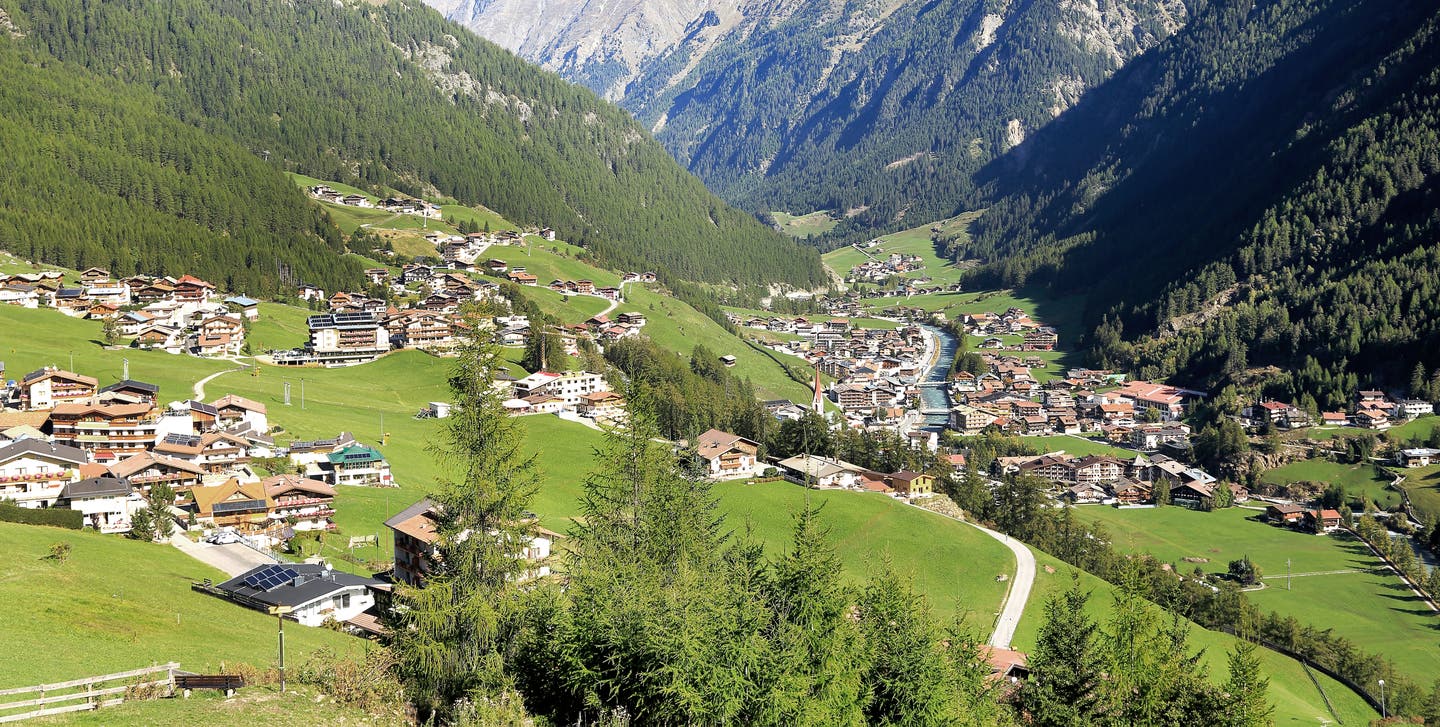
xmin=439 ymin=0 xmax=1187 ymax=245
xmin=966 ymin=0 xmax=1440 ymax=406
xmin=6 ymin=0 xmax=824 ymax=289
xmin=0 ymin=42 xmax=358 ymax=295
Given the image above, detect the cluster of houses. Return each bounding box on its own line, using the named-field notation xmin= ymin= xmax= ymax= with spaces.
xmin=960 ymin=309 xmax=1059 ymax=352
xmin=950 ymin=375 xmax=1202 ymax=446
xmin=1243 ymin=390 xmax=1435 ymax=431
xmin=996 ymin=450 xmax=1232 ymax=508
xmin=308 ymin=184 xmax=441 ymax=219
xmin=498 ymin=369 xmax=626 ymax=421
xmin=1264 ymin=502 xmax=1345 ymax=534
xmin=843 ymin=248 xmax=927 ymax=284
xmin=0 ymin=365 xmax=392 ymax=544
xmin=731 ymin=314 xmax=934 ymax=432
xmin=0 ymin=268 xmax=258 ymax=358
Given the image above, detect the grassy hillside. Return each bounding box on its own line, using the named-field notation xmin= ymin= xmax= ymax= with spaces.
xmin=822 ymin=213 xmax=978 ymax=288
xmin=713 ymin=482 xmax=1011 ymax=622
xmin=1260 ymin=459 xmax=1400 ymax=510
xmin=1075 ymin=506 xmax=1440 ymax=686
xmin=770 ymin=211 xmax=837 ymax=239
xmin=1014 ymin=549 xmax=1379 ymax=726
xmin=0 ymin=523 xmax=359 ymax=687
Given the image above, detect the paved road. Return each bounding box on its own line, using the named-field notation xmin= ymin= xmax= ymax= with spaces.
xmin=169 ymin=532 xmax=279 ymax=577
xmin=971 ymin=521 xmax=1037 ymax=649
xmin=906 ymin=503 xmax=1037 ymax=649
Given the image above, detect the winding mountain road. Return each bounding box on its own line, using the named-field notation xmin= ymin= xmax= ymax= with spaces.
xmin=973 ymin=521 xmax=1037 ymax=649
xmin=907 ymin=502 xmax=1036 ymax=649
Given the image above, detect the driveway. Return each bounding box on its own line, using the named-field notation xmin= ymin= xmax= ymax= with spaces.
xmin=169 ymin=532 xmax=279 ymax=578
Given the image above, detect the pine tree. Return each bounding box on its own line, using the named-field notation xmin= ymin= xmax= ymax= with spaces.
xmin=1020 ymin=574 xmax=1104 ymax=726
xmin=1411 ymin=362 xmax=1428 ymax=399
xmin=1223 ymin=640 xmax=1274 ymax=727
xmin=856 ymin=562 xmax=952 ymax=726
xmin=767 ymin=503 xmax=869 ymax=725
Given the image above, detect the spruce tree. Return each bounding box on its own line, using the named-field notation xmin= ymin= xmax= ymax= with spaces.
xmin=389 ymin=307 xmax=539 ymax=721
xmin=767 ymin=503 xmax=869 ymax=725
xmin=1223 ymin=640 xmax=1274 ymax=727
xmin=856 ymin=562 xmax=952 ymax=726
xmin=1020 ymin=574 xmax=1105 ymax=726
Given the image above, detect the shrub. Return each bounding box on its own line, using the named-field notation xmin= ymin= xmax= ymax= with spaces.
xmin=0 ymin=502 xmax=83 ymax=529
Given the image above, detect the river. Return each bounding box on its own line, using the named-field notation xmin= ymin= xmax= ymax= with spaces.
xmin=919 ymin=323 xmax=957 ymax=428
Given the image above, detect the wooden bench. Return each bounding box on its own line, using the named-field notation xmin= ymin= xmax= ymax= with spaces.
xmin=174 ymin=674 xmax=244 ymax=698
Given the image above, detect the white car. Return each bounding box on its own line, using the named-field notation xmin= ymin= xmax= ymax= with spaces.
xmin=205 ymin=529 xmax=241 ymax=545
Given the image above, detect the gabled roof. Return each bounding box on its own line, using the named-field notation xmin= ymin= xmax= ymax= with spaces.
xmin=215 ymin=563 xmax=380 ymax=609
xmin=22 ymin=368 xmax=98 ymax=387
xmin=192 ymin=478 xmax=271 ymax=517
xmin=212 ymin=394 xmax=267 ymax=415
xmin=264 ymin=474 xmax=336 ymax=499
xmin=109 ymin=451 xmax=205 ymax=479
xmin=385 ymin=498 xmax=439 ymax=545
xmin=99 ymin=379 xmax=160 ymax=396
xmin=61 ymin=475 xmax=133 ymax=500
xmin=0 ymin=438 xmax=89 ymax=466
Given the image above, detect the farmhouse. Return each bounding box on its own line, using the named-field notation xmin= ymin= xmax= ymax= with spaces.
xmin=776 ymin=455 xmax=864 ymax=489
xmin=694 ymin=429 xmax=762 ymax=480
xmin=1399 ymin=448 xmax=1440 ymax=468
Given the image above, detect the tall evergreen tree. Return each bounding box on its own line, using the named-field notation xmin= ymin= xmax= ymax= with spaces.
xmin=389 ymin=309 xmax=539 ymax=721
xmin=1021 ymin=574 xmax=1105 ymax=726
xmin=1223 ymin=640 xmax=1274 ymax=727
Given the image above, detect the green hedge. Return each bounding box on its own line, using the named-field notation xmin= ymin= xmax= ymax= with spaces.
xmin=0 ymin=502 xmax=83 ymax=529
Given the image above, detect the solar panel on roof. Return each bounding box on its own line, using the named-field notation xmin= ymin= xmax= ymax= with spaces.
xmin=242 ymin=564 xmax=299 ymax=591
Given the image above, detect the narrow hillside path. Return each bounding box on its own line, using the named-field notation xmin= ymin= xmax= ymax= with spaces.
xmin=192 ymin=364 xmax=246 ymax=400
xmin=905 ymin=502 xmax=1036 ymax=649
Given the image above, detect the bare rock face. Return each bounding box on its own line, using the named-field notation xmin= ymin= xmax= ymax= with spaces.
xmin=431 ymin=0 xmax=747 ymax=101
xmin=429 ymin=0 xmax=1189 ymax=223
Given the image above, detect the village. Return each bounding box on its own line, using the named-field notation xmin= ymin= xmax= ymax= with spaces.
xmin=1 ymin=235 xmax=1436 ymax=683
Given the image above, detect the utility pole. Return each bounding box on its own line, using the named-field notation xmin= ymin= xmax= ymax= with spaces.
xmin=1287 ymin=558 xmax=1292 ymax=591
xmin=300 ymin=378 xmax=306 ymax=410
xmin=122 ymin=357 xmax=129 ymax=380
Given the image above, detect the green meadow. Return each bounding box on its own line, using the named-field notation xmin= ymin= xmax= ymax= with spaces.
xmin=1260 ymin=459 xmax=1400 ymax=509
xmin=1075 ymin=506 xmax=1440 ymax=687
xmin=822 ymin=212 xmax=979 ymax=288
xmin=770 ymin=210 xmax=838 ymax=239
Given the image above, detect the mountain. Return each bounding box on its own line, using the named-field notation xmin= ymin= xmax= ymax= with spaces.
xmin=434 ymin=0 xmax=1188 ymax=243
xmin=5 ymin=0 xmax=824 ymax=289
xmin=430 ymin=0 xmax=737 ymax=103
xmin=965 ymin=0 xmax=1440 ymax=406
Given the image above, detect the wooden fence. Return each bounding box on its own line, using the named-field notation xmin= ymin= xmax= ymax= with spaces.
xmin=0 ymin=663 xmax=178 ymax=723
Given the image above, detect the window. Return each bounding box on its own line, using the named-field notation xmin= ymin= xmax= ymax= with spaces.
xmin=337 ymin=593 xmax=351 ymax=610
